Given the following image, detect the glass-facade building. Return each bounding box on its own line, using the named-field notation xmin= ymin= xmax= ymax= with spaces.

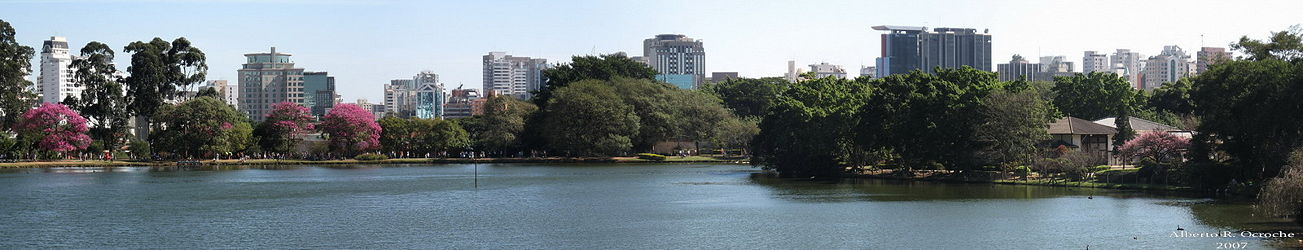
xmin=873 ymin=26 xmax=992 ymax=77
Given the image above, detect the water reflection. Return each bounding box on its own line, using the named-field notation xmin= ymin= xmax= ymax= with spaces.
xmin=747 ymin=172 xmax=1202 ymax=202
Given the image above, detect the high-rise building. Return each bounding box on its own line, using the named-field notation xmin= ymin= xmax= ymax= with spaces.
xmin=1141 ymin=45 xmax=1194 ymax=90
xmin=38 ymin=36 xmax=79 ymax=104
xmin=200 ymin=80 xmax=239 ymax=107
xmin=238 ymin=47 xmax=305 ymax=121
xmin=444 ymin=87 xmax=482 ymax=119
xmin=872 ymin=26 xmax=992 ymax=76
xmin=859 ymin=66 xmax=876 ymax=78
xmin=996 ymin=55 xmax=1041 ymax=81
xmin=302 ymin=72 xmax=336 ymax=118
xmin=414 ymin=71 xmax=444 ymax=119
xmin=643 ymin=34 xmax=705 ymax=89
xmin=482 ymin=52 xmax=547 ymax=99
xmin=385 ymin=79 xmax=416 ymax=117
xmin=1196 ymin=47 xmax=1232 ymax=74
xmin=354 ymin=99 xmax=386 ymax=120
xmin=808 ymin=62 xmax=847 ymax=79
xmin=785 ymin=60 xmax=801 ymax=82
xmin=1030 ymin=55 xmax=1075 ymax=81
xmin=1082 ymin=51 xmax=1110 ymax=73
xmin=1110 ymin=49 xmax=1144 ymax=88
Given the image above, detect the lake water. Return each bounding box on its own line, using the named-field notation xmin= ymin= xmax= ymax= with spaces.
xmin=0 ymin=163 xmax=1286 ymax=249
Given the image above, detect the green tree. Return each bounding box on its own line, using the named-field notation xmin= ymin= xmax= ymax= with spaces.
xmin=541 ymin=80 xmax=640 ymax=156
xmin=608 ymin=77 xmax=677 ymax=152
xmin=1149 ymin=78 xmax=1195 ymax=116
xmin=475 ymin=95 xmax=537 ymax=156
xmin=1051 ymin=72 xmax=1143 ymax=121
xmin=753 ymin=76 xmax=873 ymax=177
xmin=123 ymin=37 xmax=207 ymax=140
xmin=702 ymin=77 xmax=790 ymax=118
xmin=713 ymin=115 xmax=759 ymax=155
xmin=858 ymin=67 xmax=1001 ymax=170
xmin=421 ymin=119 xmax=470 ymax=155
xmin=534 ymin=53 xmax=657 ymax=107
xmin=0 ymin=19 xmax=36 ymax=129
xmin=151 ymin=97 xmax=252 ymax=159
xmin=378 ymin=116 xmax=418 ymax=155
xmin=671 ymin=90 xmax=730 ymax=150
xmin=69 ymin=41 xmax=130 ymax=153
xmin=1232 ymin=25 xmax=1303 ymax=61
xmin=975 ymin=88 xmax=1056 ymax=168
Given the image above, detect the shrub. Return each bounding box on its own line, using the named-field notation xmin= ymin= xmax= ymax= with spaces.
xmin=1013 ymin=166 xmax=1032 ymax=176
xmin=637 ymin=153 xmax=667 ymax=161
xmin=1091 ymin=165 xmax=1112 ymax=172
xmin=354 ymin=153 xmax=388 ymax=161
xmin=1259 ymin=149 xmax=1303 ymax=223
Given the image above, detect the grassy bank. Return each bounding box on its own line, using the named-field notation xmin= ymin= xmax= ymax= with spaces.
xmin=0 ymin=156 xmax=741 ymax=168
xmin=846 ymin=168 xmax=1195 ymax=192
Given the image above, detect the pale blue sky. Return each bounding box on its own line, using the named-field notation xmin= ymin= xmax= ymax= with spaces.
xmin=3 ymin=0 xmax=1299 ymax=102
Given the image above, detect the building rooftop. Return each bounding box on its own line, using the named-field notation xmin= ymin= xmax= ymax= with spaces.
xmin=872 ymin=25 xmax=927 ymax=31
xmin=1048 ymin=117 xmax=1117 ymax=135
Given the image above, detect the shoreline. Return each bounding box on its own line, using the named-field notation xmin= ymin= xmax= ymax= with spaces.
xmin=0 ymin=156 xmax=744 ymax=169
xmin=839 ymin=169 xmax=1200 ymax=193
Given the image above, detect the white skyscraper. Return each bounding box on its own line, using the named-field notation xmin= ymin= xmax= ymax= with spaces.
xmin=38 ymin=36 xmax=80 ymax=104
xmin=1141 ymin=45 xmax=1195 ymax=90
xmin=1110 ymin=49 xmax=1144 ymax=89
xmin=1082 ymin=51 xmax=1110 ymax=73
xmin=482 ymin=52 xmax=547 ymax=99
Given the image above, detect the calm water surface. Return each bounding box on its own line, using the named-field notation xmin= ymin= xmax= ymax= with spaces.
xmin=0 ymin=164 xmax=1283 ymax=249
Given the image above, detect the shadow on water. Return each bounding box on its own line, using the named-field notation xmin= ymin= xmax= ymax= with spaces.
xmin=746 ymin=172 xmax=1194 ymax=202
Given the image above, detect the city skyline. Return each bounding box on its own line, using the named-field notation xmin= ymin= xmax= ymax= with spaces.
xmin=3 ymin=0 xmax=1299 ymax=102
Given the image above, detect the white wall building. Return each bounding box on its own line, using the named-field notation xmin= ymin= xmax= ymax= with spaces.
xmin=1082 ymin=51 xmax=1110 ymax=73
xmin=38 ymin=36 xmax=80 ymax=104
xmin=482 ymin=52 xmax=547 ymax=99
xmin=1110 ymin=49 xmax=1145 ymax=89
xmin=1141 ymin=45 xmax=1195 ymax=90
xmin=808 ymin=62 xmax=847 ymax=79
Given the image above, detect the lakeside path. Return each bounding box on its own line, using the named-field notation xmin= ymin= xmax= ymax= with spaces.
xmin=0 ymin=156 xmax=744 ymax=169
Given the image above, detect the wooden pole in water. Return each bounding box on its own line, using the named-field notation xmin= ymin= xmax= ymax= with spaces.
xmin=474 ymin=162 xmax=478 ymax=189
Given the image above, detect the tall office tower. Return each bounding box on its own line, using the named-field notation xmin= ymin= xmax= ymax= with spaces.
xmin=384 ymin=79 xmax=416 ymax=117
xmin=1196 ymin=47 xmax=1232 ymax=74
xmin=482 ymin=52 xmax=547 ymax=99
xmin=1141 ymin=45 xmax=1195 ymax=90
xmin=38 ymin=36 xmax=80 ymax=104
xmin=413 ymin=71 xmax=444 ymax=119
xmin=872 ymin=26 xmax=992 ymax=76
xmin=302 ymin=72 xmax=336 ymax=118
xmin=996 ymin=55 xmax=1042 ymax=81
xmin=1110 ymin=49 xmax=1144 ymax=88
xmin=238 ymin=47 xmax=305 ymax=121
xmin=644 ymin=34 xmax=705 ymax=89
xmin=1082 ymin=51 xmax=1110 ymax=73
xmin=808 ymin=62 xmax=847 ymax=79
xmin=785 ymin=60 xmax=799 ymax=82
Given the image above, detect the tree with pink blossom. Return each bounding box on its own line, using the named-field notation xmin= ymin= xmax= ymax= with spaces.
xmin=1117 ymin=131 xmax=1190 ymax=164
xmin=318 ymin=104 xmax=381 ymax=156
xmin=255 ymin=102 xmax=316 ymax=155
xmin=14 ymin=103 xmax=92 ymax=154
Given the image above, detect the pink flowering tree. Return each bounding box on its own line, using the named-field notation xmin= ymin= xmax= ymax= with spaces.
xmin=1117 ymin=131 xmax=1190 ymax=164
xmin=256 ymin=102 xmax=316 ymax=154
xmin=14 ymin=103 xmax=92 ymax=154
xmin=318 ymin=104 xmax=381 ymax=156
